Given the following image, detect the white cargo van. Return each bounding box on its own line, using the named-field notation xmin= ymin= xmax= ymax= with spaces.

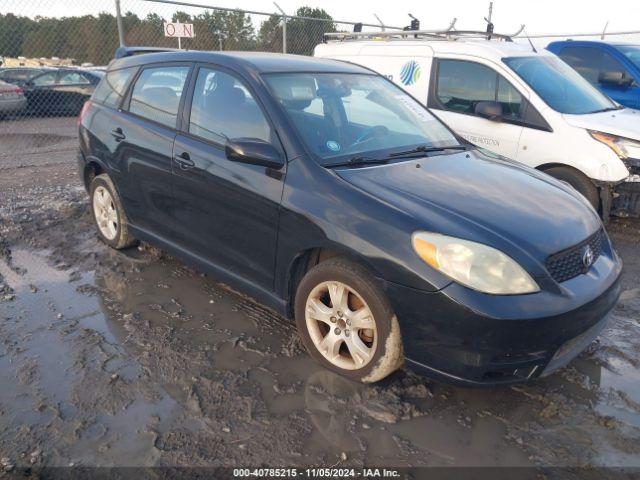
xmin=314 ymin=31 xmax=640 ymax=218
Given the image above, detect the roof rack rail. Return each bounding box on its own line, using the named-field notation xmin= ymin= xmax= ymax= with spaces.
xmin=114 ymin=46 xmax=180 ymax=59
xmin=324 ymin=27 xmax=524 ymax=43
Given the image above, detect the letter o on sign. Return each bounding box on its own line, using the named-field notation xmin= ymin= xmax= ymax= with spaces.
xmin=165 ymin=23 xmax=176 ymax=36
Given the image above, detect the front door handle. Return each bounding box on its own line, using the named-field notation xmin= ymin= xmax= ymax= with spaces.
xmin=174 ymin=152 xmax=195 ymax=170
xmin=111 ymin=128 xmax=126 ymax=142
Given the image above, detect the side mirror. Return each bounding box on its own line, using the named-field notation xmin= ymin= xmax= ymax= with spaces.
xmin=474 ymin=101 xmax=503 ymax=121
xmin=225 ymin=138 xmax=284 ymax=170
xmin=599 ymin=70 xmax=633 ymax=87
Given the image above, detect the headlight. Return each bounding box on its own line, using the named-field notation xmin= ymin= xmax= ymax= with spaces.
xmin=589 ymin=131 xmax=640 ymax=160
xmin=411 ymin=232 xmax=539 ymax=295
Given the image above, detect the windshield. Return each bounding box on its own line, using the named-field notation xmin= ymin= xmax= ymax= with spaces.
xmin=503 ymin=56 xmax=617 ymax=114
xmin=617 ymin=45 xmax=640 ymax=70
xmin=263 ymin=73 xmax=459 ymax=165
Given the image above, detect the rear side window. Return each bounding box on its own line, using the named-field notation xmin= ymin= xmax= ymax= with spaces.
xmin=436 ymin=60 xmax=523 ymax=121
xmin=129 ymin=66 xmax=189 ymax=128
xmin=93 ymin=67 xmax=135 ymax=108
xmin=188 ymin=67 xmax=272 ymax=144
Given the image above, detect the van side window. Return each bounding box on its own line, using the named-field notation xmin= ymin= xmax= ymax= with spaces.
xmin=129 ymin=66 xmax=189 ymax=128
xmin=188 ymin=67 xmax=272 ymax=144
xmin=559 ymin=46 xmax=631 ymax=85
xmin=93 ymin=67 xmax=135 ymax=108
xmin=436 ymin=60 xmax=523 ymax=120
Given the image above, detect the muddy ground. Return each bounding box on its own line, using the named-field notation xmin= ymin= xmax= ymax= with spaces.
xmin=0 ymin=117 xmax=639 ymax=477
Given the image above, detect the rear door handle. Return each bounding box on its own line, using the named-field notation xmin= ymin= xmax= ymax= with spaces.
xmin=174 ymin=152 xmax=195 ymax=170
xmin=111 ymin=128 xmax=126 ymax=142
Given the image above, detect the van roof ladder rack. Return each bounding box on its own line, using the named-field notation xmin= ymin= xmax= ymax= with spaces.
xmin=323 ymin=26 xmax=525 ymax=43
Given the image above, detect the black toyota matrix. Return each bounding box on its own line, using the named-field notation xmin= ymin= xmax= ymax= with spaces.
xmin=78 ymin=48 xmax=622 ymax=386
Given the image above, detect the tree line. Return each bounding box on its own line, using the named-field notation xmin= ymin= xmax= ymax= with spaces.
xmin=0 ymin=7 xmax=336 ymax=66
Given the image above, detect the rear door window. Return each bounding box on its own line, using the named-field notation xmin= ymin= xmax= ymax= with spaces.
xmin=92 ymin=67 xmax=135 ymax=108
xmin=188 ymin=67 xmax=272 ymax=144
xmin=436 ymin=59 xmax=524 ymax=121
xmin=129 ymin=66 xmax=190 ymax=128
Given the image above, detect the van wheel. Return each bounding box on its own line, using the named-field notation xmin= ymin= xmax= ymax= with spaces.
xmin=89 ymin=174 xmax=137 ymax=250
xmin=294 ymin=257 xmax=404 ymax=383
xmin=543 ymin=166 xmax=600 ymax=210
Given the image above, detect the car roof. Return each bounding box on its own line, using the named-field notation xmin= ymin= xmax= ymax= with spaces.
xmin=109 ymin=50 xmax=372 ymax=75
xmin=318 ymin=38 xmax=551 ymax=61
xmin=549 ymin=40 xmax=639 ymax=47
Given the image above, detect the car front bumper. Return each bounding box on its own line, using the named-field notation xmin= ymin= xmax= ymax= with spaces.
xmin=381 ymin=253 xmax=622 ymax=387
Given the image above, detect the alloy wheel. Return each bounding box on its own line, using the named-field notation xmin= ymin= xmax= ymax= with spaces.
xmin=305 ymin=281 xmax=378 ymax=370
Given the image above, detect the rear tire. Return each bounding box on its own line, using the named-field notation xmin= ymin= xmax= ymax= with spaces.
xmin=543 ymin=166 xmax=600 ymax=210
xmin=294 ymin=257 xmax=404 ymax=383
xmin=89 ymin=174 xmax=137 ymax=250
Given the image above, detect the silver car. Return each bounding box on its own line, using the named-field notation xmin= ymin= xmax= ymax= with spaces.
xmin=0 ymin=80 xmax=27 ymax=117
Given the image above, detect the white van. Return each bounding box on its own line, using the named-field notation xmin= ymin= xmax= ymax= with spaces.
xmin=314 ymin=32 xmax=640 ymax=218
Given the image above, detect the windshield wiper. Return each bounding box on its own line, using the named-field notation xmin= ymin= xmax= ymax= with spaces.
xmin=387 ymin=144 xmax=468 ymax=159
xmin=327 ymin=155 xmax=391 ymax=168
xmin=587 ymin=105 xmax=625 ymax=114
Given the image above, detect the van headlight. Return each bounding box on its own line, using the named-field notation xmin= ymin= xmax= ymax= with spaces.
xmin=412 ymin=232 xmax=539 ymax=295
xmin=589 ymin=131 xmax=640 ymax=161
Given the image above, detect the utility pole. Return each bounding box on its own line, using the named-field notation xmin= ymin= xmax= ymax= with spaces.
xmin=374 ymin=14 xmax=385 ymax=32
xmin=115 ymin=0 xmax=125 ymax=47
xmin=274 ymin=2 xmax=287 ymax=54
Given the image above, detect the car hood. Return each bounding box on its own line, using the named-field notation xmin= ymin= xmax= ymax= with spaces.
xmin=563 ymin=108 xmax=640 ymax=140
xmin=335 ymin=152 xmax=601 ymax=262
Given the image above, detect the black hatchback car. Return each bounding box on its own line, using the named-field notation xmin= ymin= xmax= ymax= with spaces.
xmin=78 ymin=49 xmax=622 ymax=386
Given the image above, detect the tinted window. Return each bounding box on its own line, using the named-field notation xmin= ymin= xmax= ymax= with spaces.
xmin=189 ymin=67 xmax=272 ymax=144
xmin=93 ymin=68 xmax=135 ymax=108
xmin=92 ymin=67 xmax=134 ymax=108
xmin=436 ymin=60 xmax=523 ymax=120
xmin=265 ymin=73 xmax=457 ymax=165
xmin=32 ymin=72 xmax=57 ymax=86
xmin=59 ymin=71 xmax=90 ymax=85
xmin=559 ymin=46 xmax=629 ymax=84
xmin=0 ymin=69 xmax=38 ymax=81
xmin=504 ymin=56 xmax=617 ymax=115
xmin=129 ymin=66 xmax=189 ymax=128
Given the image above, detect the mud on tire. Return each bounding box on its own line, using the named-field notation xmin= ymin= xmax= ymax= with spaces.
xmin=294 ymin=256 xmax=404 ymax=383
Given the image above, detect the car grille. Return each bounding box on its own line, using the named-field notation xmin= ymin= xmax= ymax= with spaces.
xmin=545 ymin=229 xmax=604 ymax=283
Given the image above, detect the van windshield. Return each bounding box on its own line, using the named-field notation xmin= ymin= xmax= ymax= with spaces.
xmin=263 ymin=72 xmax=459 ymax=165
xmin=617 ymin=45 xmax=640 ymax=70
xmin=503 ymin=56 xmax=618 ymax=114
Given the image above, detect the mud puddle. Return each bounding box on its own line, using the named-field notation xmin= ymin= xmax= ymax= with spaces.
xmin=0 ymin=246 xmax=539 ymax=468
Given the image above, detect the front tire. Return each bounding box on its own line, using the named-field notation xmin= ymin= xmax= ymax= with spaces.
xmin=89 ymin=174 xmax=137 ymax=250
xmin=294 ymin=257 xmax=403 ymax=383
xmin=543 ymin=166 xmax=600 ymax=211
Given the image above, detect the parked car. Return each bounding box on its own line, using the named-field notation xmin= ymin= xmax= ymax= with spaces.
xmin=0 ymin=67 xmax=48 ymax=86
xmin=0 ymin=80 xmax=27 ymax=118
xmin=22 ymin=68 xmax=104 ymax=116
xmin=315 ymin=33 xmax=640 ymax=219
xmin=78 ymin=48 xmax=621 ymax=386
xmin=547 ymin=41 xmax=640 ymax=110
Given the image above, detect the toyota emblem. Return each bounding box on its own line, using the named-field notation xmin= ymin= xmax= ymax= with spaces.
xmin=582 ymin=245 xmax=595 ymax=271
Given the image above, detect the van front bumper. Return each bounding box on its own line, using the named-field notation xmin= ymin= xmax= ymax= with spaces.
xmin=381 ymin=255 xmax=622 ymax=387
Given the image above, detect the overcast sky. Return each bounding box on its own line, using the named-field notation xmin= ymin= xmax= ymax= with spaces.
xmin=3 ymin=0 xmax=640 ymax=44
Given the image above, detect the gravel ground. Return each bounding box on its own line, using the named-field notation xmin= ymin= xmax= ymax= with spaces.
xmin=0 ymin=117 xmax=639 ymax=477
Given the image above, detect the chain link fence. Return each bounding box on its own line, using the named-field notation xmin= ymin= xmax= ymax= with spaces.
xmin=1 ymin=0 xmax=640 ymax=159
